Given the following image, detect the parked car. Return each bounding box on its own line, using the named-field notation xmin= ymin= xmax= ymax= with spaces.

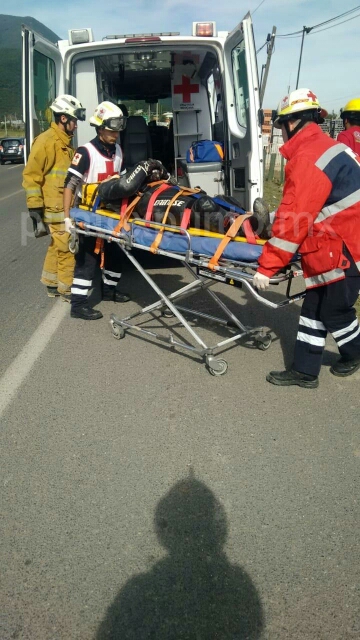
xmin=0 ymin=137 xmax=25 ymax=164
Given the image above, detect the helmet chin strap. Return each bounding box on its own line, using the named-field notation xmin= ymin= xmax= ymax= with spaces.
xmin=63 ymin=116 xmax=75 ymax=136
xmin=285 ymin=118 xmax=304 ymax=140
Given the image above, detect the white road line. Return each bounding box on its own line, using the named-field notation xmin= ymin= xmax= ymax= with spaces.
xmin=0 ymin=189 xmax=24 ymax=202
xmin=0 ymin=301 xmax=69 ymax=419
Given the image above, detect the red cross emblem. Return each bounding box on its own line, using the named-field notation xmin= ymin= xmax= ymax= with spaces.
xmin=307 ymin=91 xmax=317 ymax=101
xmin=174 ymin=75 xmax=200 ymax=103
xmin=97 ymin=160 xmax=115 ymax=181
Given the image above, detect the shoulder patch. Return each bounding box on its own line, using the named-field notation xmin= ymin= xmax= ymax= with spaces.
xmin=72 ymin=152 xmax=82 ymax=166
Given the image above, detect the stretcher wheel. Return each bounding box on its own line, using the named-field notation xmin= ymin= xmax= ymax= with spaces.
xmin=111 ymin=324 xmax=125 ymax=340
xmin=69 ymin=237 xmax=79 ymax=255
xmin=161 ymin=308 xmax=174 ymax=318
xmin=207 ymin=358 xmax=228 ymax=376
xmin=255 ymin=333 xmax=272 ymax=351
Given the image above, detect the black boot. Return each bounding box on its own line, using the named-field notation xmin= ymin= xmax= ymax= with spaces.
xmin=102 ymin=289 xmax=131 ymax=303
xmin=71 ymin=305 xmax=103 ymax=320
xmin=266 ymin=369 xmax=319 ymax=388
xmin=47 ymin=286 xmax=60 ymax=298
xmin=330 ymin=357 xmax=360 ymax=377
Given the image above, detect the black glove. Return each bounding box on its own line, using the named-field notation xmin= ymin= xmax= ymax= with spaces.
xmin=28 ymin=208 xmax=48 ymax=238
xmin=140 ymin=159 xmax=168 ymax=181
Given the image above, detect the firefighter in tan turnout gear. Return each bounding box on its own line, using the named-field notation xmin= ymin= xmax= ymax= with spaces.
xmin=22 ymin=94 xmax=86 ymax=299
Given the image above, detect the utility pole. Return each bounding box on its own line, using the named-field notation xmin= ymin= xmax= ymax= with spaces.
xmin=259 ymin=26 xmax=276 ymax=107
xmin=296 ymin=26 xmax=313 ymax=89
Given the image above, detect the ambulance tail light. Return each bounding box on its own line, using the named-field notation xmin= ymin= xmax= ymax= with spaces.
xmin=125 ymin=36 xmax=162 ymax=44
xmin=192 ymin=22 xmax=216 ymax=37
xmin=68 ymin=28 xmax=94 ymax=45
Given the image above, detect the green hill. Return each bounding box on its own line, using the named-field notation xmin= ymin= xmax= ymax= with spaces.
xmin=0 ymin=14 xmax=59 ymax=117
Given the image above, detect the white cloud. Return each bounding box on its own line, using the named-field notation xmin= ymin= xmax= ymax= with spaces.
xmin=4 ymin=0 xmax=360 ymax=112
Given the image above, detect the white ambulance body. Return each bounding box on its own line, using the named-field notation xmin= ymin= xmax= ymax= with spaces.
xmin=22 ymin=17 xmax=263 ymax=209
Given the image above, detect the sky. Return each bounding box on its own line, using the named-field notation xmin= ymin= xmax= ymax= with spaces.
xmin=4 ymin=0 xmax=360 ymax=113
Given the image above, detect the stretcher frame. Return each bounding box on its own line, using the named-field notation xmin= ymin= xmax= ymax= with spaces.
xmin=71 ymin=219 xmax=305 ymax=375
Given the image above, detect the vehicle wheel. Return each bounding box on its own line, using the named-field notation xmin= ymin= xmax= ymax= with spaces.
xmin=1 ymin=160 xmax=5 ymax=165
xmin=111 ymin=324 xmax=125 ymax=340
xmin=256 ymin=334 xmax=272 ymax=351
xmin=208 ymin=359 xmax=228 ymax=376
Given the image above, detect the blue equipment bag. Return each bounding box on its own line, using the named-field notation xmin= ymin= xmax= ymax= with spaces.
xmin=186 ymin=140 xmax=224 ymax=163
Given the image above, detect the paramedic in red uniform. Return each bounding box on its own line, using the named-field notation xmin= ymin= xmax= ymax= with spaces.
xmin=252 ymin=88 xmax=360 ymax=388
xmin=63 ymin=102 xmax=132 ymax=320
xmin=337 ymin=98 xmax=360 ymax=153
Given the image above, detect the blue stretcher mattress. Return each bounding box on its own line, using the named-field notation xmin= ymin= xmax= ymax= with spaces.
xmin=71 ymin=207 xmax=265 ymax=263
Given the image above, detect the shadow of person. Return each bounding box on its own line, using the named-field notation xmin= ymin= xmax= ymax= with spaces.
xmin=95 ymin=476 xmax=264 ymax=639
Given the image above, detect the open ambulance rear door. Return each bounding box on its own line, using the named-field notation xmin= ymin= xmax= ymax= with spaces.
xmin=22 ymin=26 xmax=64 ymax=161
xmin=224 ymin=13 xmax=263 ymax=209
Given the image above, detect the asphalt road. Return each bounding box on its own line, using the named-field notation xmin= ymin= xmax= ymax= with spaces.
xmin=1 ymin=164 xmax=359 ymax=640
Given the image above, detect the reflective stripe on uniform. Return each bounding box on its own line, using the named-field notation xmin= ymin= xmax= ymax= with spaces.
xmin=102 ymin=277 xmax=117 ymax=286
xmin=332 ymin=318 xmax=359 ymax=339
xmin=337 ymin=325 xmax=360 ymax=348
xmin=305 ymin=268 xmax=344 ymax=288
xmin=267 ymin=236 xmax=299 ymax=253
xmin=47 ymin=168 xmax=68 ymax=178
xmin=73 ymin=278 xmax=92 ymax=286
xmin=299 ymin=316 xmax=326 ymax=331
xmin=315 ymin=143 xmax=348 ymax=171
xmin=103 ymin=270 xmax=121 ymax=278
xmin=315 ymin=189 xmax=360 ymax=223
xmin=296 ymin=331 xmax=326 ymax=347
xmin=43 ymin=211 xmax=66 ymax=223
xmin=25 ymin=188 xmax=42 ymax=195
xmin=71 ymin=287 xmax=88 ymax=296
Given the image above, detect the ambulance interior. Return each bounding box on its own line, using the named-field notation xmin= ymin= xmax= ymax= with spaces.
xmin=73 ymin=45 xmax=229 ymax=197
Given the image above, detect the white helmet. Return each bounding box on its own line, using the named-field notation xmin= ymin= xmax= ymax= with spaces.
xmin=273 ymin=88 xmax=328 ymax=129
xmin=50 ymin=94 xmax=86 ymax=120
xmin=89 ymin=101 xmax=127 ymax=131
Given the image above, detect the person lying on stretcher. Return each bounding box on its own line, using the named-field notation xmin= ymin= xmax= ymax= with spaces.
xmin=92 ymin=159 xmax=271 ymax=241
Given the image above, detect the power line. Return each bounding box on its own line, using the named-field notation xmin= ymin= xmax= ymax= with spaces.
xmin=277 ymin=4 xmax=360 ymax=37
xmin=309 ymin=11 xmax=360 ymax=34
xmin=309 ymin=5 xmax=360 ymax=30
xmin=252 ymin=0 xmax=267 ymax=16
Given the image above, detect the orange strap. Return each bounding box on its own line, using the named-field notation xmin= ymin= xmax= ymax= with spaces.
xmin=112 ymin=194 xmax=143 ymax=234
xmin=150 ymin=189 xmax=186 ymax=253
xmin=94 ymin=237 xmax=105 ymax=269
xmin=207 ymin=213 xmax=253 ymax=271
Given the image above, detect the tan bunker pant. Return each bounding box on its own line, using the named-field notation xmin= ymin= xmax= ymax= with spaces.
xmin=41 ymin=222 xmax=75 ymax=293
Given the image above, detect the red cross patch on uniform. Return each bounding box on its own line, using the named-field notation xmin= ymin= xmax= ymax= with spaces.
xmin=72 ymin=152 xmax=82 ymax=166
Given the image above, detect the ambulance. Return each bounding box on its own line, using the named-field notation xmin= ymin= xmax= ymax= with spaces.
xmin=22 ymin=16 xmax=263 ymax=209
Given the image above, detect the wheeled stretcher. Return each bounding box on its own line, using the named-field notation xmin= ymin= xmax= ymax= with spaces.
xmin=70 ymin=205 xmax=305 ymax=375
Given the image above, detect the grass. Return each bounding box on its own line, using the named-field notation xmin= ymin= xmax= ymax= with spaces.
xmin=0 ymin=129 xmax=25 ymax=139
xmin=263 ymin=178 xmax=283 ymax=210
xmin=355 ymin=297 xmax=360 ymax=318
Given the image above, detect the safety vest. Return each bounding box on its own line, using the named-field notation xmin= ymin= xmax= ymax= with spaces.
xmin=76 ymin=142 xmax=123 ymax=198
